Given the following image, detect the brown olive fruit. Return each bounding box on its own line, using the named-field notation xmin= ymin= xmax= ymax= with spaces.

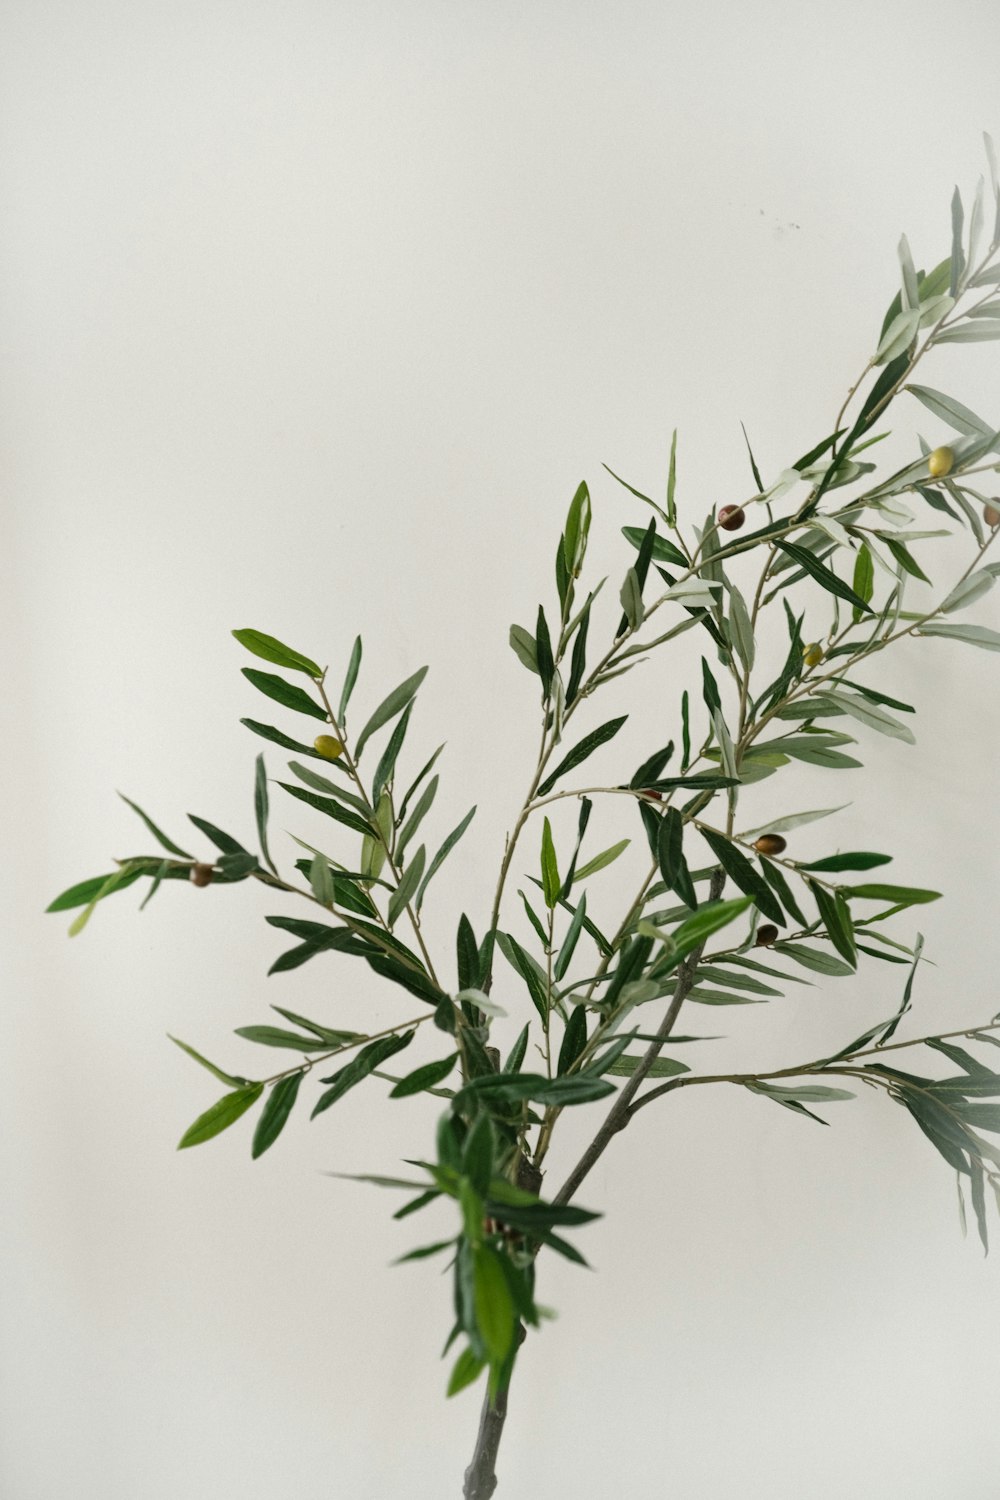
xmin=718 ymin=504 xmax=746 ymax=531
xmin=314 ymin=734 xmax=345 ymax=761
xmin=984 ymin=502 xmax=1000 ymax=528
xmin=642 ymin=789 xmax=663 ymax=801
xmin=753 ymin=834 xmax=787 ymax=856
xmin=927 ymin=445 xmax=954 ymax=478
xmin=755 ymin=924 xmax=779 ymax=946
xmin=802 ymin=642 xmax=824 ymax=668
xmin=189 ymin=863 xmax=214 ymax=887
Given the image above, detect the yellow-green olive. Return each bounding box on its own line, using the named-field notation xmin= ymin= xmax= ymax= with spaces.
xmin=802 ymin=642 xmax=824 ymax=668
xmin=928 ymin=446 xmax=954 ymax=478
xmin=314 ymin=735 xmax=345 ymax=761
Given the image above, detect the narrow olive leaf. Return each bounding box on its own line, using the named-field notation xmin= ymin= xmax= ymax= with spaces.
xmin=629 ymin=742 xmax=674 ymax=789
xmin=839 ymin=681 xmax=915 ymax=714
xmin=843 ymin=883 xmax=942 ymax=905
xmin=416 ymin=806 xmax=476 ymax=911
xmin=554 ymin=891 xmax=588 ymax=981
xmin=563 ymin=480 xmax=592 ymax=576
xmin=497 ymin=932 xmax=550 ymax=1022
xmin=139 ymin=858 xmax=170 ymax=910
xmin=389 ymin=1054 xmax=458 ymax=1098
xmin=883 ymin=536 xmax=931 ymax=585
xmin=535 ymin=607 xmax=555 ymax=697
xmin=308 ymin=854 xmax=335 ymax=905
xmin=557 ymin=1005 xmax=588 ymax=1076
xmin=241 ymin=668 xmax=327 ymax=720
xmin=654 ymin=897 xmax=754 ymax=970
xmin=270 ymin=1007 xmax=361 ymax=1045
xmin=387 ymin=845 xmax=426 ymax=928
xmin=852 ymin=545 xmax=874 ymax=622
xmin=728 ymin=583 xmax=755 ymax=672
xmin=235 ymin=1025 xmax=337 ymax=1050
xmin=657 ymin=808 xmax=697 ymax=910
xmin=824 ymin=691 xmax=915 ymax=745
xmin=799 ymin=852 xmax=891 ymax=873
xmin=509 ymin=624 xmax=540 ymax=675
xmin=622 ymin=525 xmax=687 ymax=567
xmin=169 ymin=1036 xmax=251 ymax=1089
xmin=699 ymin=828 xmax=785 ymax=926
xmin=713 ymin=710 xmax=738 ymax=782
xmin=739 ymin=806 xmax=848 ymax=841
xmin=251 ymin=1074 xmax=303 ymax=1159
xmin=232 ymin=630 xmax=321 ymax=678
xmin=117 ymin=794 xmax=193 ymax=859
xmin=936 ymin=322 xmax=1000 ymax=343
xmin=519 ymin=889 xmax=548 ymax=947
xmin=776 ymin=942 xmax=855 ymax=977
xmin=701 ymin=656 xmax=721 ymax=715
xmin=277 ymin=781 xmax=374 ymax=838
xmin=540 ymin=818 xmax=561 ymax=910
xmin=177 ymin=1084 xmax=263 ymax=1149
xmin=536 ymin=716 xmax=628 ymax=798
xmin=337 ymin=635 xmax=363 ymax=724
xmin=566 ymin=594 xmax=592 ymax=705
xmin=950 ymin=185 xmax=966 ymax=296
xmin=253 ymin=754 xmax=276 ymax=874
xmin=667 ymin=427 xmax=679 ymax=523
xmin=186 ymin=815 xmax=247 ymax=855
xmin=241 ymin=718 xmax=333 ymax=759
xmin=806 ymin=878 xmax=856 ymax=967
xmin=620 ymin=567 xmax=645 ymax=631
xmin=47 ymin=867 xmax=144 ymax=914
xmin=970 ymin=1159 xmax=989 ymax=1255
xmin=939 ymin=570 xmax=998 ymax=614
xmin=604 ymin=1054 xmax=689 ymax=1078
xmin=289 ymin=761 xmax=363 ymax=806
xmin=371 ymin=703 xmax=413 ymax=801
xmin=447 ymin=1346 xmax=486 ymax=1399
xmin=916 ymin=622 xmax=1000 ymax=652
xmin=898 ymin=232 xmax=919 ymax=310
xmin=906 ymin=383 xmax=994 ymax=437
xmin=758 ymin=858 xmax=808 ymax=926
xmin=774 ymin=541 xmax=873 ymax=613
xmin=874 ymin=307 xmax=920 ymax=364
xmin=312 ymin=1031 xmax=415 ymax=1117
xmin=572 ymin=838 xmax=630 ymax=883
xmin=397 ymin=774 xmax=440 ymax=865
xmin=354 ymin=666 xmax=429 ymax=760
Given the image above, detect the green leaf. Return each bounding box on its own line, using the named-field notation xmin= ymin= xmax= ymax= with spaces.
xmin=458 ymin=1072 xmax=615 ymax=1107
xmin=540 ymin=818 xmax=561 ymax=909
xmin=699 ymin=828 xmax=784 ymax=926
xmin=738 ymin=806 xmax=849 ymax=841
xmin=806 ymin=879 xmax=856 ymax=968
xmin=535 ymin=607 xmax=555 ymax=697
xmin=354 ymin=666 xmax=429 ymax=760
xmin=338 ymin=636 xmax=363 ymax=724
xmin=619 ymin=567 xmax=645 ymax=631
xmin=875 ymin=307 xmax=919 ymax=364
xmin=657 ymin=808 xmax=697 ymax=910
xmin=312 ymin=1031 xmax=415 ymax=1117
xmin=572 ymin=838 xmax=630 ymax=883
xmin=240 ymin=718 xmax=333 ymax=759
xmin=509 ymin=624 xmax=539 ymax=675
xmin=446 ymin=1345 xmax=486 ymax=1398
xmin=621 ymin=524 xmax=688 ymax=568
xmin=397 ymin=774 xmax=440 ymax=865
xmin=417 ymin=806 xmax=476 ymax=911
xmin=253 ymin=754 xmax=275 ymax=874
xmin=939 ymin=570 xmax=998 ymax=614
xmin=557 ymin=1005 xmax=588 ymax=1076
xmin=498 ymin=932 xmax=550 ymax=1022
xmin=950 ymin=185 xmax=966 ymax=296
xmin=117 ymin=794 xmax=193 ymax=859
xmin=388 ymin=844 xmax=426 ymax=927
xmin=727 ymin=583 xmax=755 ymax=672
xmin=187 ymin=815 xmax=247 ymax=855
xmin=905 ymin=383 xmax=994 ymax=437
xmin=232 ymin=629 xmax=321 ymax=678
xmin=308 ymin=853 xmax=335 ymax=905
xmin=473 ymin=1245 xmax=517 ymax=1366
xmin=823 ymin=691 xmax=915 ymax=744
xmin=65 ymin=866 xmax=136 ymax=935
xmin=852 ymin=545 xmax=874 ymax=622
xmin=47 ymin=867 xmax=144 ymax=914
xmin=554 ymin=890 xmax=588 ymax=982
xmin=653 ymin=896 xmax=753 ymax=969
xmin=917 ymin=622 xmax=1000 ymax=652
xmin=883 ymin=536 xmax=931 ymax=585
xmin=463 ymin=1113 xmax=495 ymax=1196
xmin=774 ymin=542 xmax=873 ymax=613
xmin=799 ymin=852 xmax=891 ymax=873
xmin=390 ymin=1054 xmax=458 ymax=1098
xmin=251 ymin=1073 xmax=303 ymax=1158
xmin=270 ymin=1007 xmax=361 ymax=1045
xmin=666 ymin=427 xmax=679 ymax=523
xmin=776 ymin=942 xmax=855 ymax=977
xmin=373 ymin=702 xmax=413 ymax=800
xmin=563 ymin=480 xmax=592 ymax=576
xmin=277 ymin=781 xmax=373 ymax=837
xmin=241 ymin=668 xmax=326 ymax=720
xmin=168 ymin=1036 xmax=251 ymax=1089
xmin=177 ymin=1084 xmax=263 ymax=1149
xmin=603 ymin=1054 xmax=689 ymax=1078
xmin=235 ymin=1025 xmax=336 ymax=1051
xmin=536 ymin=716 xmax=628 ymax=798
xmin=843 ymin=883 xmax=941 ymax=906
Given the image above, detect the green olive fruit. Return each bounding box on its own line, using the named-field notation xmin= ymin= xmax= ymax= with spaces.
xmin=314 ymin=735 xmax=345 ymax=761
xmin=753 ymin=834 xmax=787 ymax=856
xmin=928 ymin=445 xmax=954 ymax=478
xmin=802 ymin=642 xmax=824 ymax=668
xmin=718 ymin=505 xmax=745 ymax=531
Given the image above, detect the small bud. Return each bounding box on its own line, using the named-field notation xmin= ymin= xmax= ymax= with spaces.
xmin=189 ymin=863 xmax=214 ymax=887
xmin=313 ymin=735 xmax=345 ymax=761
xmin=927 ymin=445 xmax=954 ymax=479
xmin=802 ymin=642 xmax=824 ymax=668
xmin=755 ymin=923 xmax=779 ymax=947
xmin=718 ymin=505 xmax=745 ymax=532
xmin=984 ymin=502 xmax=1000 ymax=528
xmin=753 ymin=834 xmax=787 ymax=856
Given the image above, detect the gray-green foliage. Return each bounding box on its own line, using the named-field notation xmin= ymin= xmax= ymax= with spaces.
xmin=48 ymin=144 xmax=1000 ymax=1444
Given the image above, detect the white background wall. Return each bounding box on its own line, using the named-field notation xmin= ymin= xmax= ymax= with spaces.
xmin=4 ymin=3 xmax=1000 ymax=1496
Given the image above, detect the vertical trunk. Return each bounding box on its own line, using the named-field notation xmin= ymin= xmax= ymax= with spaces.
xmin=462 ymin=1382 xmax=512 ymax=1499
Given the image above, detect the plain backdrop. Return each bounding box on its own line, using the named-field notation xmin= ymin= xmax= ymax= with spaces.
xmin=4 ymin=3 xmax=1000 ymax=1497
